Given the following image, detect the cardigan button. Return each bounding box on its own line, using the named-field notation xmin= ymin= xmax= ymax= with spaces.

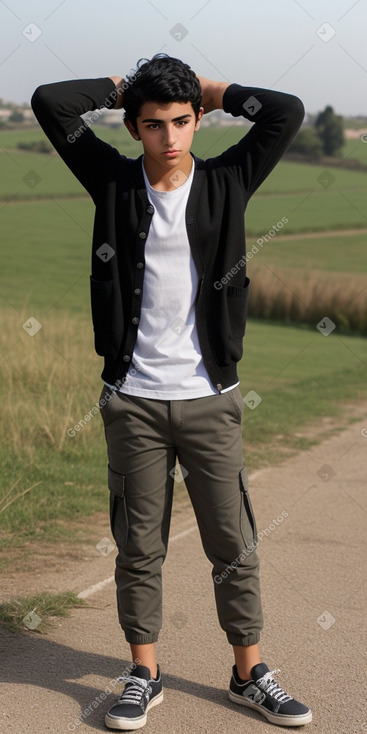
xmin=134 ymin=288 xmax=141 ymax=295
xmin=138 ymin=231 xmax=147 ymax=239
xmin=123 ymin=355 xmax=131 ymax=362
xmin=136 ymin=262 xmax=144 ymax=269
xmin=132 ymin=317 xmax=139 ymax=325
xmin=147 ymin=205 xmax=154 ymax=214
xmin=216 ymin=383 xmax=223 ymax=391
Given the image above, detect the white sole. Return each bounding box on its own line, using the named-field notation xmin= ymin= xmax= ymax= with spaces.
xmin=105 ymin=690 xmax=164 ymax=730
xmin=229 ymin=690 xmax=312 ymax=726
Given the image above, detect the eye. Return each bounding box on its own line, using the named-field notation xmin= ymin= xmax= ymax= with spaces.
xmin=176 ymin=120 xmax=188 ymax=126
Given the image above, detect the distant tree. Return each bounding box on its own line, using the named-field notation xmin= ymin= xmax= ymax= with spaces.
xmin=9 ymin=110 xmax=24 ymax=123
xmin=288 ymin=128 xmax=323 ymax=159
xmin=314 ymin=105 xmax=345 ymax=156
xmin=17 ymin=140 xmax=52 ymax=154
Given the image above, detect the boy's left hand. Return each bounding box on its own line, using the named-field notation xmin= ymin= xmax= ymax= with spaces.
xmin=197 ymin=75 xmax=230 ymax=113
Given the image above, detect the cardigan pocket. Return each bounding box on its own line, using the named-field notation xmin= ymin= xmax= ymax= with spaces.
xmin=90 ymin=276 xmax=123 ymax=358
xmin=226 ymin=276 xmax=250 ymax=340
xmin=210 ymin=276 xmax=250 ymax=365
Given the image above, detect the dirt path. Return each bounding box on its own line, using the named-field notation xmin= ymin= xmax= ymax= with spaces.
xmin=1 ymin=406 xmax=367 ymax=733
xmin=276 ymin=227 xmax=367 ymax=241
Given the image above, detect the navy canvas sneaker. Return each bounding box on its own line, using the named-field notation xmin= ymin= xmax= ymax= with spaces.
xmin=229 ymin=662 xmax=312 ymax=726
xmin=105 ymin=664 xmax=163 ymax=730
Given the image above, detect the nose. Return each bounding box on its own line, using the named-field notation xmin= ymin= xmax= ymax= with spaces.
xmin=163 ymin=124 xmax=177 ymax=147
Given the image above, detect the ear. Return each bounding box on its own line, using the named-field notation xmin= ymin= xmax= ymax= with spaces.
xmin=194 ymin=106 xmax=204 ymax=132
xmin=124 ymin=119 xmax=141 ymax=141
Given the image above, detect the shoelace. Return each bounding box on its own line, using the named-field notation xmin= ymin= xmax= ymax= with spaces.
xmin=256 ymin=669 xmax=293 ymax=703
xmin=115 ymin=675 xmax=152 ymax=706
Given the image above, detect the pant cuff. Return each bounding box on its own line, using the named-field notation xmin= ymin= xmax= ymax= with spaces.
xmin=123 ymin=629 xmax=160 ymax=644
xmin=226 ymin=631 xmax=261 ymax=646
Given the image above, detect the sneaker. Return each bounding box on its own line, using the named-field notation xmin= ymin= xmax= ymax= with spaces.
xmin=105 ymin=664 xmax=163 ymax=730
xmin=229 ymin=662 xmax=312 ymax=726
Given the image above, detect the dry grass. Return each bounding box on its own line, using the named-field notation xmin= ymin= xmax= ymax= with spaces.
xmin=248 ymin=267 xmax=367 ymax=334
xmin=0 ymin=308 xmax=101 ymax=460
xmin=0 ymin=475 xmax=42 ymax=515
xmin=0 ymin=591 xmax=85 ymax=633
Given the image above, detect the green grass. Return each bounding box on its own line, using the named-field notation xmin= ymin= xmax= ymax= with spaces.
xmin=255 ymin=159 xmax=367 ymax=194
xmin=341 ymin=138 xmax=367 ymax=164
xmin=0 ymin=199 xmax=93 ymax=313
xmin=0 ymin=148 xmax=88 ymax=200
xmin=0 ymin=124 xmax=141 ymax=154
xmin=0 ymin=591 xmax=85 ymax=633
xmin=246 ymin=186 xmax=367 ymax=235
xmin=247 ymin=232 xmax=367 ymax=273
xmin=0 ymin=125 xmax=142 ymax=200
xmin=0 ymin=445 xmax=108 ymax=541
xmin=240 ymin=319 xmax=367 ymax=389
xmin=238 ymin=320 xmax=367 ymax=466
xmin=246 ymin=159 xmax=367 ymax=234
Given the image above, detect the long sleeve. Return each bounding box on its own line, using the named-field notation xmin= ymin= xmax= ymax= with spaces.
xmin=31 ymin=78 xmax=122 ymax=201
xmin=219 ymin=83 xmax=305 ymax=198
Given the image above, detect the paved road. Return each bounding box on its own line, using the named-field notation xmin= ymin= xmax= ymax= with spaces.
xmin=1 ymin=411 xmax=367 ymax=733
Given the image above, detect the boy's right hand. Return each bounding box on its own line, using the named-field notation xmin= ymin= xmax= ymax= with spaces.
xmin=109 ymin=76 xmax=125 ymax=109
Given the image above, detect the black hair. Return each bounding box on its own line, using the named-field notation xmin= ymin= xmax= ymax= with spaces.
xmin=123 ymin=54 xmax=202 ymax=129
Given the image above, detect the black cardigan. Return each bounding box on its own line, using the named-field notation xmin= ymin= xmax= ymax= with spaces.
xmin=31 ymin=78 xmax=304 ymax=390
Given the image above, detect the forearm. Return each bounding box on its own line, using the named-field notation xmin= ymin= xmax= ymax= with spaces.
xmin=197 ymin=76 xmax=230 ymax=114
xmin=31 ymin=78 xmax=118 ymax=139
xmin=219 ymin=84 xmax=305 ymax=197
xmin=31 ymin=77 xmax=122 ymax=201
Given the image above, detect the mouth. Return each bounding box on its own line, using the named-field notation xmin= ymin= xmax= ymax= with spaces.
xmin=162 ymin=150 xmax=180 ymax=157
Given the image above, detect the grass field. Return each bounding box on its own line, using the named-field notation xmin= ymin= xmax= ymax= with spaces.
xmin=0 ymin=123 xmax=366 ymax=554
xmin=250 ymin=232 xmax=367 ymax=273
xmin=4 ymin=120 xmax=366 ymax=162
xmin=1 ymin=197 xmax=366 ymax=334
xmin=1 ymin=125 xmax=367 ymax=235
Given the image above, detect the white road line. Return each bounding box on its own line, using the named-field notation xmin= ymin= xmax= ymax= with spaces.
xmin=77 ymin=526 xmax=199 ymax=599
xmin=77 ymin=470 xmax=262 ymax=600
xmin=78 ymin=575 xmax=115 ymax=599
xmin=169 ymin=524 xmax=198 ymax=543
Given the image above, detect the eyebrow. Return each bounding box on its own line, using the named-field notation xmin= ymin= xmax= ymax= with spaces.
xmin=141 ymin=114 xmax=192 ymax=123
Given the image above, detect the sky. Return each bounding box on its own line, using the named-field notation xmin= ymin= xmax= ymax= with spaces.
xmin=0 ymin=0 xmax=366 ymax=116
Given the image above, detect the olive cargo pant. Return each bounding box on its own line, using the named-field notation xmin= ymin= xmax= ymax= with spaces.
xmin=99 ymin=384 xmax=263 ymax=647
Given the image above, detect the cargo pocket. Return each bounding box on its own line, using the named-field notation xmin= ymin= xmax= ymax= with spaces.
xmin=239 ymin=466 xmax=258 ymax=550
xmin=108 ymin=464 xmax=129 ymax=549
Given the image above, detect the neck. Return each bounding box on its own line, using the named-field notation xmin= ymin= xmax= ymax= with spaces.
xmin=143 ymin=152 xmax=193 ymax=191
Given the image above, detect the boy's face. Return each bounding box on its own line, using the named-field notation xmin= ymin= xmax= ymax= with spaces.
xmin=125 ymin=100 xmax=203 ymax=175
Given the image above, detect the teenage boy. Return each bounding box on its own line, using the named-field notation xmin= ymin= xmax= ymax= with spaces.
xmin=32 ymin=54 xmax=312 ymax=730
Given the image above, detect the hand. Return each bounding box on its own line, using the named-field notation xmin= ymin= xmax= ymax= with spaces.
xmin=197 ymin=75 xmax=230 ymax=113
xmin=109 ymin=76 xmax=125 ymax=109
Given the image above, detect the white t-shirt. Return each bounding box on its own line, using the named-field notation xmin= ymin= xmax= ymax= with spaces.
xmin=108 ymin=157 xmax=238 ymax=399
